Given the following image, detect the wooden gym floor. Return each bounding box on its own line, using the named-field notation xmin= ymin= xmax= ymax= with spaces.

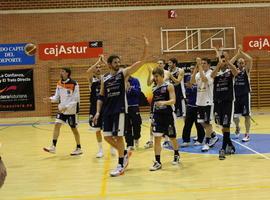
xmin=0 ymin=111 xmax=270 ymax=200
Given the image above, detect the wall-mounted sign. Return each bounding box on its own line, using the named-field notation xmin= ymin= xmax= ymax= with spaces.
xmin=0 ymin=43 xmax=36 ymax=66
xmin=243 ymin=36 xmax=270 ymax=51
xmin=39 ymin=41 xmax=103 ymax=60
xmin=0 ymin=69 xmax=35 ymax=111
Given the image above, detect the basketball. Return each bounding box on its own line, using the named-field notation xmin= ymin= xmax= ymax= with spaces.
xmin=24 ymin=43 xmax=37 ymax=56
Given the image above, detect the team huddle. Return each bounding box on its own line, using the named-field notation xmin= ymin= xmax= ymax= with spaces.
xmin=43 ymin=36 xmax=253 ymax=177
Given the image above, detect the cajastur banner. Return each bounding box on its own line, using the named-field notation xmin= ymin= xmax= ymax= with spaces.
xmin=243 ymin=36 xmax=270 ymax=51
xmin=38 ymin=41 xmax=103 ymax=60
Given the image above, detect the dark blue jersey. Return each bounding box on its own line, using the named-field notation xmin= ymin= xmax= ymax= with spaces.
xmin=89 ymin=77 xmax=101 ymax=115
xmin=103 ymin=70 xmax=126 ymax=116
xmin=214 ymin=69 xmax=234 ymax=101
xmin=234 ymin=69 xmax=250 ymax=97
xmin=127 ymin=77 xmax=141 ymax=107
xmin=152 ymin=82 xmax=173 ymax=114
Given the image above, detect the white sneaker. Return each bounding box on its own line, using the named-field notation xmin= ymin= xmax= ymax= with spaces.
xmin=110 ymin=147 xmax=117 ymax=156
xmin=110 ymin=164 xmax=124 ymax=177
xmin=144 ymin=141 xmax=153 ymax=149
xmin=162 ymin=141 xmax=171 ymax=148
xmin=70 ymin=148 xmax=83 ymax=156
xmin=201 ymin=144 xmax=210 ymax=152
xmin=172 ymin=155 xmax=180 ymax=165
xmin=193 ymin=137 xmax=198 ymax=142
xmin=43 ymin=145 xmax=56 ymax=154
xmin=149 ymin=161 xmax=162 ymax=171
xmin=194 ymin=141 xmax=202 ymax=146
xmin=123 ymin=150 xmax=132 ymax=169
xmin=209 ymin=136 xmax=219 ymax=147
xmin=242 ymin=135 xmax=250 ymax=142
xmin=181 ymin=142 xmax=190 ymax=147
xmin=96 ymin=151 xmax=104 ymax=158
xmin=235 ymin=127 xmax=241 ymax=138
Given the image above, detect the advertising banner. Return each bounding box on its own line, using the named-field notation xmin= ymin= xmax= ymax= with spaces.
xmin=0 ymin=43 xmax=36 ymax=66
xmin=39 ymin=41 xmax=103 ymax=60
xmin=243 ymin=36 xmax=270 ymax=51
xmin=0 ymin=69 xmax=35 ymax=111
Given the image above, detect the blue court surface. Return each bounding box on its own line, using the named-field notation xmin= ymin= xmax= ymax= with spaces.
xmin=168 ymin=134 xmax=270 ymax=155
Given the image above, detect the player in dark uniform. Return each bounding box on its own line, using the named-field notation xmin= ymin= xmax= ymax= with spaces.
xmin=125 ymin=76 xmax=142 ymax=150
xmin=149 ymin=67 xmax=180 ymax=171
xmin=168 ymin=58 xmax=186 ymax=118
xmin=230 ymin=45 xmax=253 ymax=142
xmin=93 ymin=36 xmax=149 ymax=177
xmin=87 ymin=55 xmax=116 ymax=158
xmin=211 ymin=50 xmax=238 ymax=160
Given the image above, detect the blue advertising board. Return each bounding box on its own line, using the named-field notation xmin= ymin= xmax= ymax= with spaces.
xmin=0 ymin=43 xmax=36 ymax=66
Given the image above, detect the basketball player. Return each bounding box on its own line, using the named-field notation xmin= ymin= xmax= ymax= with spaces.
xmin=231 ymin=45 xmax=253 ymax=142
xmin=43 ymin=68 xmax=82 ymax=156
xmin=168 ymin=58 xmax=186 ymax=118
xmin=191 ymin=58 xmax=218 ymax=152
xmin=87 ymin=55 xmax=116 ymax=158
xmin=211 ymin=50 xmax=238 ymax=160
xmin=149 ymin=67 xmax=180 ymax=171
xmin=125 ymin=76 xmax=142 ymax=150
xmin=144 ymin=59 xmax=171 ymax=149
xmin=93 ymin=36 xmax=149 ymax=177
xmin=0 ymin=156 xmax=7 ymax=188
xmin=181 ymin=64 xmax=205 ymax=147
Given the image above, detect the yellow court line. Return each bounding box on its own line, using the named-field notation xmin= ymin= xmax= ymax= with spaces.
xmin=22 ymin=184 xmax=270 ymax=200
xmin=100 ymin=150 xmax=111 ymax=197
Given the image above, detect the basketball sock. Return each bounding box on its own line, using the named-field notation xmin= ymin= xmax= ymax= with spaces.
xmin=174 ymin=150 xmax=179 ymax=156
xmin=155 ymin=155 xmax=161 ymax=164
xmin=77 ymin=144 xmax=81 ymax=149
xmin=222 ymin=132 xmax=229 ymax=150
xmin=52 ymin=139 xmax=57 ymax=146
xmin=225 ymin=132 xmax=233 ymax=146
xmin=205 ymin=137 xmax=211 ymax=144
xmin=211 ymin=132 xmax=216 ymax=138
xmin=98 ymin=142 xmax=103 ymax=151
xmin=118 ymin=157 xmax=124 ymax=167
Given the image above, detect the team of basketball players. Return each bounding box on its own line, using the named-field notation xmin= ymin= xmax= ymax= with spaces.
xmin=43 ymin=36 xmax=253 ymax=177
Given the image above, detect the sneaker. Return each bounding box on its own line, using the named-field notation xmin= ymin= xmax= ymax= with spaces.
xmin=70 ymin=148 xmax=83 ymax=156
xmin=144 ymin=141 xmax=153 ymax=149
xmin=225 ymin=145 xmax=236 ymax=155
xmin=235 ymin=127 xmax=241 ymax=138
xmin=242 ymin=135 xmax=250 ymax=142
xmin=181 ymin=142 xmax=190 ymax=147
xmin=110 ymin=164 xmax=124 ymax=177
xmin=149 ymin=161 xmax=162 ymax=171
xmin=43 ymin=145 xmax=56 ymax=154
xmin=201 ymin=144 xmax=210 ymax=152
xmin=123 ymin=150 xmax=132 ymax=169
xmin=110 ymin=147 xmax=117 ymax=156
xmin=193 ymin=137 xmax=198 ymax=142
xmin=172 ymin=155 xmax=180 ymax=165
xmin=162 ymin=141 xmax=171 ymax=148
xmin=193 ymin=141 xmax=203 ymax=146
xmin=96 ymin=151 xmax=104 ymax=158
xmin=134 ymin=140 xmax=139 ymax=148
xmin=209 ymin=135 xmax=219 ymax=148
xmin=219 ymin=149 xmax=226 ymax=160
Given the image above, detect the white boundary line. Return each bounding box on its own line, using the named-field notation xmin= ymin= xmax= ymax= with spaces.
xmin=216 ymin=133 xmax=270 ymax=160
xmin=1 ymin=3 xmax=270 ymax=14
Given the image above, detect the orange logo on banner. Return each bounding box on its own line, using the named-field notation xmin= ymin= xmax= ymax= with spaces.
xmin=243 ymin=36 xmax=270 ymax=51
xmin=39 ymin=41 xmax=103 ymax=60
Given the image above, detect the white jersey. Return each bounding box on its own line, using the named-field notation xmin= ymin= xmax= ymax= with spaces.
xmin=50 ymin=78 xmax=80 ymax=115
xmin=195 ymin=69 xmax=213 ymax=106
